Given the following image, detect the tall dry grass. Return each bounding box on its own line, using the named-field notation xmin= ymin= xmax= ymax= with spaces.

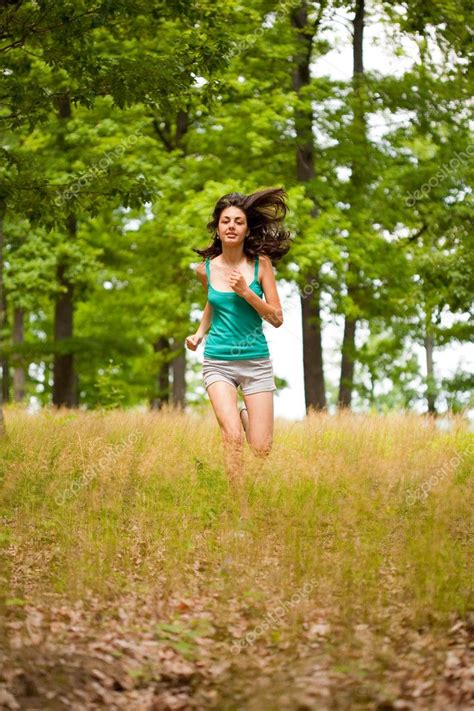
xmin=0 ymin=404 xmax=472 ymax=632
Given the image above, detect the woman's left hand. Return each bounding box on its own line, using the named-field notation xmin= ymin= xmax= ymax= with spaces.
xmin=229 ymin=269 xmax=249 ymax=297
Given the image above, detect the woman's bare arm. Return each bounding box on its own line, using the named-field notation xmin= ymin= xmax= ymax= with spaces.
xmin=195 ymin=262 xmax=213 ymax=335
xmin=196 ymin=300 xmax=213 ymax=337
xmin=185 ymin=262 xmax=213 ymax=350
xmin=232 ymin=256 xmax=283 ymax=327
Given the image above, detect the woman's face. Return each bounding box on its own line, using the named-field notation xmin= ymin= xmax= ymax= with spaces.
xmin=218 ymin=206 xmax=249 ymax=244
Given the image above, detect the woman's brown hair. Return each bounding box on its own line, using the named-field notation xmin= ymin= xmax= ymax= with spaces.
xmin=193 ymin=187 xmax=292 ymax=264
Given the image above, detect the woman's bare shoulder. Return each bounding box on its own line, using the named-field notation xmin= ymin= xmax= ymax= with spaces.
xmin=196 ymin=261 xmax=207 ymax=285
xmin=259 ymin=255 xmax=273 ymax=270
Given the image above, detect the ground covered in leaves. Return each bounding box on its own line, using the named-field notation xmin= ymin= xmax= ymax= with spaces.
xmin=0 ymin=533 xmax=474 ymax=711
xmin=1 ymin=575 xmax=472 ymax=710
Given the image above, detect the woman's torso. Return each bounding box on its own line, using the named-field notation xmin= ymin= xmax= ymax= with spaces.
xmin=203 ymin=255 xmax=270 ymax=361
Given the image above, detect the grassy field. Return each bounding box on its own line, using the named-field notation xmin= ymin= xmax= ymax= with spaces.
xmin=0 ymin=405 xmax=473 ymax=710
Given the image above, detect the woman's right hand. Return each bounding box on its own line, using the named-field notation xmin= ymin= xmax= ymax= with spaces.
xmin=185 ymin=333 xmax=204 ymax=351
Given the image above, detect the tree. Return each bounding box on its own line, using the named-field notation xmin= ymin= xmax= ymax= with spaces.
xmin=291 ymin=2 xmax=328 ymax=412
xmin=0 ymin=0 xmax=235 ymax=409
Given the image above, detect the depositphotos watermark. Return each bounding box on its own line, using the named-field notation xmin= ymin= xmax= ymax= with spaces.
xmin=230 ymin=577 xmax=318 ymax=654
xmin=224 ymin=0 xmax=303 ymax=60
xmin=54 ymin=128 xmax=143 ymax=206
xmin=405 ymin=442 xmax=474 ymax=506
xmin=54 ymin=429 xmax=140 ymax=506
xmin=227 ymin=275 xmax=319 ymax=356
xmin=405 ymin=144 xmax=474 ymax=208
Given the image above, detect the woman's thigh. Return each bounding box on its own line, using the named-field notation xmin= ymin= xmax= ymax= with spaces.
xmin=242 ymin=390 xmax=274 ymax=454
xmin=207 ymin=380 xmax=242 ymax=441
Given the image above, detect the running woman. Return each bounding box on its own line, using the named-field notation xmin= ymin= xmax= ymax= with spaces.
xmin=185 ymin=187 xmax=292 ymax=484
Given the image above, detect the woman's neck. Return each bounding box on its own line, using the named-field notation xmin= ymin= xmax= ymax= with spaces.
xmin=220 ymin=246 xmax=246 ymax=267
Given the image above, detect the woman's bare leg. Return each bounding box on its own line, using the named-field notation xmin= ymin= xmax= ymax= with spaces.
xmin=240 ymin=406 xmax=250 ymax=444
xmin=242 ymin=390 xmax=274 ymax=470
xmin=206 ymin=381 xmax=244 ymax=486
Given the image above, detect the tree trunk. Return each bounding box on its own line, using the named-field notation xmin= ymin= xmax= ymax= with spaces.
xmin=301 ymin=288 xmax=326 ymax=412
xmin=353 ymin=0 xmax=365 ymax=76
xmin=171 ymin=339 xmax=186 ymax=409
xmin=52 ymin=95 xmax=77 ymax=408
xmin=12 ymin=307 xmax=26 ymax=402
xmin=338 ymin=315 xmax=357 ymax=408
xmin=53 ymin=216 xmax=77 ymax=407
xmin=424 ymin=331 xmax=436 ymax=414
xmin=151 ymin=109 xmax=189 ymax=411
xmin=291 ymin=2 xmax=327 ymax=412
xmin=1 ymin=287 xmax=9 ymax=403
xmin=0 ymin=207 xmax=6 ymax=435
xmin=53 ymin=259 xmax=76 ymax=407
xmin=150 ymin=336 xmax=170 ymax=410
xmin=338 ymin=0 xmax=366 ymax=409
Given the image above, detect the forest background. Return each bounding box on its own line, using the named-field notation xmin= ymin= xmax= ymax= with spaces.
xmin=0 ymin=0 xmax=472 ymax=423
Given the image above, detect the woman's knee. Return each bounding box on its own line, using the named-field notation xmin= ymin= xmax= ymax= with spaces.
xmin=250 ymin=438 xmax=272 ymax=458
xmin=222 ymin=425 xmax=244 ymax=448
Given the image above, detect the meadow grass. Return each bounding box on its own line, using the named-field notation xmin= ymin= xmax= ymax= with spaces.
xmin=0 ymin=404 xmax=472 ymax=638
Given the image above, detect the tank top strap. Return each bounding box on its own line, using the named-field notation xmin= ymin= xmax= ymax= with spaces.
xmin=205 ymin=257 xmax=210 ymax=283
xmin=254 ymin=256 xmax=259 ymax=282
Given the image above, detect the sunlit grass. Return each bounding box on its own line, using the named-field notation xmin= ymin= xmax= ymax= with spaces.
xmin=0 ymin=404 xmax=472 ymax=632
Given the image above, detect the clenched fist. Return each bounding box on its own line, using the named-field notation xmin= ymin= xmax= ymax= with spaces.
xmin=228 ymin=269 xmax=249 ymax=297
xmin=185 ymin=333 xmax=204 ymax=351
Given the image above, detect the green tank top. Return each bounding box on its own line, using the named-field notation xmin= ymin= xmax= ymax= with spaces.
xmin=204 ymin=256 xmax=270 ymax=360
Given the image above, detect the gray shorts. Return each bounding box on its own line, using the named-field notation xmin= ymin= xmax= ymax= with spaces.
xmin=202 ymin=357 xmax=277 ymax=395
